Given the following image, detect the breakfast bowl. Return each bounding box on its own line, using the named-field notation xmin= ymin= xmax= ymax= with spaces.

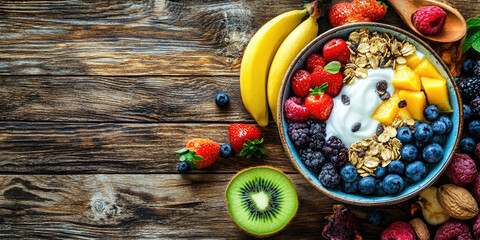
xmin=277 ymin=22 xmax=463 ymax=206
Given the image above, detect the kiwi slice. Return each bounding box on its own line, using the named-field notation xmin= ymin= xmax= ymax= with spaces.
xmin=225 ymin=166 xmax=298 ymax=237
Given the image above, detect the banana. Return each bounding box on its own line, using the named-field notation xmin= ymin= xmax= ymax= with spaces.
xmin=240 ymin=9 xmax=308 ymax=127
xmin=267 ymin=4 xmax=319 ymax=125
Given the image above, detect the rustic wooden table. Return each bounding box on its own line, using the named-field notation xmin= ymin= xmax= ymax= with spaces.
xmin=0 ymin=0 xmax=479 ymax=239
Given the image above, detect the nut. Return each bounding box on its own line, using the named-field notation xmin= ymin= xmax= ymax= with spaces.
xmin=409 ymin=218 xmax=430 ymax=240
xmin=418 ymin=187 xmax=450 ymax=225
xmin=437 ymin=184 xmax=479 ymax=220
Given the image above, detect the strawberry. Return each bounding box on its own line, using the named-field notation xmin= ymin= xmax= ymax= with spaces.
xmin=305 ymin=83 xmax=334 ymax=121
xmin=228 ymin=123 xmax=265 ymax=158
xmin=291 ymin=69 xmax=312 ymax=98
xmin=323 ymin=38 xmax=350 ymax=65
xmin=310 ymin=61 xmax=344 ymax=97
xmin=175 ymin=138 xmax=220 ymax=169
xmin=352 ymin=0 xmax=387 ymax=22
xmin=305 ymin=53 xmax=326 ymax=72
xmin=328 ymin=2 xmax=364 ymax=27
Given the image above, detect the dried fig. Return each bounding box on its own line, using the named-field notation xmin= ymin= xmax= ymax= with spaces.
xmin=417 ymin=186 xmax=450 ymax=225
xmin=409 ymin=218 xmax=430 ymax=240
xmin=437 ymin=184 xmax=479 ymax=220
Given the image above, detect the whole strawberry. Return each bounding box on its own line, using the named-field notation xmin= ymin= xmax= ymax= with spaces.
xmin=305 ymin=53 xmax=326 ymax=72
xmin=228 ymin=123 xmax=264 ymax=158
xmin=291 ymin=69 xmax=312 ymax=98
xmin=328 ymin=2 xmax=362 ymax=27
xmin=176 ymin=138 xmax=220 ymax=170
xmin=352 ymin=0 xmax=387 ymax=22
xmin=323 ymin=38 xmax=350 ymax=64
xmin=305 ymin=83 xmax=334 ymax=121
xmin=311 ymin=61 xmax=344 ymax=97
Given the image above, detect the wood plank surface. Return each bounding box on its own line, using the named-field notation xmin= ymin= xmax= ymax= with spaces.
xmin=0 ymin=174 xmax=409 ymax=239
xmin=0 ymin=76 xmax=252 ymax=123
xmin=0 ymin=0 xmax=414 ymax=76
xmin=0 ymin=122 xmax=295 ymax=174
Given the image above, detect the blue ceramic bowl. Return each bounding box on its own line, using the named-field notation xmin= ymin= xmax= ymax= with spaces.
xmin=277 ymin=23 xmax=463 ymax=206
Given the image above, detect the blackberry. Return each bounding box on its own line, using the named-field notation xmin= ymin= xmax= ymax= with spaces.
xmin=474 ymin=59 xmax=480 ymax=76
xmin=307 ymin=119 xmax=327 ymax=150
xmin=323 ymin=136 xmax=348 ymax=168
xmin=287 ymin=123 xmax=310 ymax=148
xmin=459 ymin=77 xmax=480 ymax=102
xmin=471 ymin=97 xmax=480 ymax=120
xmin=299 ymin=148 xmax=326 ymax=174
xmin=318 ymin=163 xmax=340 ymax=189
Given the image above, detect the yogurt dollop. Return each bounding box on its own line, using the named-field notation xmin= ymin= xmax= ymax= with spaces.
xmin=325 ymin=68 xmax=395 ymax=147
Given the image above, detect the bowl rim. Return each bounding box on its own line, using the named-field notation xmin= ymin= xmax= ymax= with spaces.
xmin=277 ymin=22 xmax=463 ymax=206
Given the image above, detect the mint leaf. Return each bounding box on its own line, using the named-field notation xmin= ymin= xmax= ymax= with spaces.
xmin=467 ymin=16 xmax=480 ymax=27
xmin=324 ymin=61 xmax=341 ymax=74
xmin=463 ymin=30 xmax=480 ymax=53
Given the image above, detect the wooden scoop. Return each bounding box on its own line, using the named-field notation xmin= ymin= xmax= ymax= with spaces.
xmin=386 ymin=0 xmax=467 ymax=42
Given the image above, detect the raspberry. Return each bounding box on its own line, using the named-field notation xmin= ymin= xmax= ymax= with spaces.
xmin=322 ymin=205 xmax=362 ymax=240
xmin=287 ymin=123 xmax=310 ymax=148
xmin=291 ymin=69 xmax=312 ymax=98
xmin=445 ymin=153 xmax=477 ymax=186
xmin=323 ymin=136 xmax=348 ymax=168
xmin=284 ymin=96 xmax=311 ymax=123
xmin=381 ymin=221 xmax=416 ymax=240
xmin=412 ymin=6 xmax=447 ymax=35
xmin=475 ymin=143 xmax=480 ymax=160
xmin=305 ymin=53 xmax=326 ymax=73
xmin=434 ymin=220 xmax=473 ymax=240
xmin=318 ymin=163 xmax=340 ymax=189
xmin=473 ymin=215 xmax=480 ymax=239
xmin=470 ymin=172 xmax=480 ymax=202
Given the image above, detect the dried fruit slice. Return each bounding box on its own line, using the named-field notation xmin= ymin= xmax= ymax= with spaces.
xmin=225 ymin=166 xmax=298 ymax=237
xmin=322 ymin=205 xmax=362 ymax=240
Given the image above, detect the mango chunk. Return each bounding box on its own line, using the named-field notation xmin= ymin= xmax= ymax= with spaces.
xmin=414 ymin=57 xmax=444 ymax=80
xmin=421 ymin=77 xmax=453 ymax=113
xmin=392 ymin=65 xmax=422 ymax=91
xmin=398 ymin=108 xmax=413 ymax=120
xmin=398 ymin=90 xmax=427 ymax=121
xmin=406 ymin=53 xmax=422 ymax=69
xmin=373 ymin=92 xmax=400 ymax=125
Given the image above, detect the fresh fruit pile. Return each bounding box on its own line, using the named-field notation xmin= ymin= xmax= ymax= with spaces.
xmin=328 ymin=0 xmax=387 ymax=27
xmin=284 ymin=28 xmax=455 ymax=197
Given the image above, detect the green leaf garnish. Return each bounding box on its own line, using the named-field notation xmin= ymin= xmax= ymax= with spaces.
xmin=463 ymin=15 xmax=480 ymax=53
xmin=324 ymin=61 xmax=341 ymax=74
xmin=309 ymin=83 xmax=328 ymax=96
xmin=175 ymin=148 xmax=203 ymax=169
xmin=238 ymin=138 xmax=265 ymax=159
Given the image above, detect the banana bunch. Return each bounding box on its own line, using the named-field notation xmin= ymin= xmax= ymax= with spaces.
xmin=240 ymin=1 xmax=320 ymax=127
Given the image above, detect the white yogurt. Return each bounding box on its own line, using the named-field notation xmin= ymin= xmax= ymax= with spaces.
xmin=326 ymin=68 xmax=395 ymax=147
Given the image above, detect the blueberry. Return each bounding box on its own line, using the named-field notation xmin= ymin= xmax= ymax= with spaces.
xmin=431 ymin=134 xmax=446 ymax=145
xmin=401 ymin=144 xmax=418 ymax=162
xmin=414 ymin=139 xmax=426 ymax=151
xmin=424 ymin=105 xmax=440 ymax=122
xmin=415 ymin=123 xmax=433 ymax=143
xmin=374 ymin=166 xmax=387 ymax=179
xmin=414 ymin=120 xmax=425 ymax=128
xmin=388 ymin=160 xmax=405 ymax=175
xmin=220 ymin=144 xmax=234 ymax=158
xmin=366 ymin=209 xmax=383 ymax=226
xmin=340 ymin=164 xmax=358 ymax=183
xmin=359 ymin=176 xmax=376 ymax=195
xmin=374 ymin=180 xmax=387 ymax=196
xmin=382 ymin=174 xmax=405 ymax=195
xmin=422 ymin=143 xmax=444 ymax=163
xmin=464 ymin=104 xmax=472 ymax=122
xmin=463 ymin=58 xmax=474 ymax=75
xmin=215 ymin=93 xmax=229 ymax=107
xmin=341 ymin=177 xmax=359 ymax=193
xmin=405 ymin=161 xmax=426 ymax=183
xmin=178 ymin=161 xmax=191 ymax=173
xmin=438 ymin=115 xmax=453 ymax=133
xmin=396 ymin=126 xmax=413 ymax=144
xmin=460 ymin=138 xmax=476 ymax=152
xmin=469 ymin=120 xmax=480 ymax=141
xmin=431 ymin=121 xmax=447 ymax=135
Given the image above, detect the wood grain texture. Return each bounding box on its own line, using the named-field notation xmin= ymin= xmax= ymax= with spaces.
xmin=0 ymin=75 xmax=253 ymax=122
xmin=0 ymin=122 xmax=296 ymax=174
xmin=0 ymin=174 xmax=410 ymax=239
xmin=0 ymin=0 xmax=414 ymax=76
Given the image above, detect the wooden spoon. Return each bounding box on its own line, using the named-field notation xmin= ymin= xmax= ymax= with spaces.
xmin=386 ymin=0 xmax=466 ymax=42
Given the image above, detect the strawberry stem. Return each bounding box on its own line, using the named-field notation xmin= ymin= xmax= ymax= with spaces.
xmin=238 ymin=138 xmax=265 ymax=159
xmin=175 ymin=148 xmax=203 ymax=169
xmin=310 ymin=83 xmax=328 ymax=95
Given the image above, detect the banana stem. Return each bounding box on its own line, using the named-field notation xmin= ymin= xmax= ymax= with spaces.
xmin=305 ymin=0 xmax=320 ymax=19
